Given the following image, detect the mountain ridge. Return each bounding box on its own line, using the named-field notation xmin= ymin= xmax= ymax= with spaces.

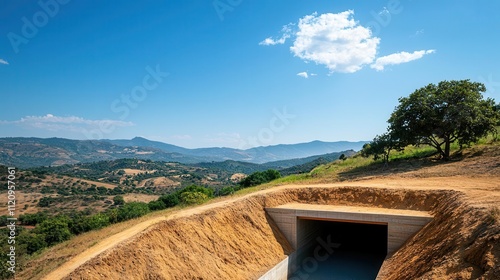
xmin=0 ymin=137 xmax=368 ymax=168
xmin=106 ymin=137 xmax=368 ymax=163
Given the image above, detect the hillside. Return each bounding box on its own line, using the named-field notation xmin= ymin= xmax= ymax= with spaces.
xmin=107 ymin=137 xmax=368 ymax=163
xmin=0 ymin=137 xmax=204 ymax=168
xmin=16 ymin=143 xmax=500 ymax=280
xmin=0 ymin=137 xmax=367 ymax=168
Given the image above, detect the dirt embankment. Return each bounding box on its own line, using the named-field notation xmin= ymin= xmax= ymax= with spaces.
xmin=59 ymin=187 xmax=499 ymax=279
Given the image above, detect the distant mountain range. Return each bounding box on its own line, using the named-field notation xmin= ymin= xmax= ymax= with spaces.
xmin=0 ymin=137 xmax=368 ymax=168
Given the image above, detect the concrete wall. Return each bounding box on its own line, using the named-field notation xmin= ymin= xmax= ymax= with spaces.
xmin=257 ymin=252 xmax=297 ymax=280
xmin=296 ymin=219 xmax=322 ymax=256
xmin=265 ymin=204 xmax=433 ymax=255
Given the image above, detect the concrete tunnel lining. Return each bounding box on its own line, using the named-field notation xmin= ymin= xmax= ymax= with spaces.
xmin=260 ymin=204 xmax=433 ymax=278
xmin=265 ymin=203 xmax=433 ymax=255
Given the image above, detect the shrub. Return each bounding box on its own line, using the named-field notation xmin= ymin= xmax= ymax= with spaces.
xmin=148 ymin=200 xmax=166 ymax=211
xmin=180 ymin=191 xmax=208 ymax=205
xmin=19 ymin=212 xmax=48 ymax=226
xmin=18 ymin=232 xmax=47 ymax=254
xmin=159 ymin=193 xmax=180 ymax=208
xmin=240 ymin=169 xmax=281 ymax=188
xmin=35 ymin=217 xmax=72 ymax=246
xmin=113 ymin=195 xmax=125 ymax=206
xmin=117 ymin=202 xmax=150 ymax=222
xmin=220 ymin=186 xmax=235 ymax=196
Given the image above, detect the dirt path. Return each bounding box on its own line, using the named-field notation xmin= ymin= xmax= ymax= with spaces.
xmin=41 ymin=175 xmax=499 ymax=280
xmin=41 ymin=216 xmax=167 ymax=280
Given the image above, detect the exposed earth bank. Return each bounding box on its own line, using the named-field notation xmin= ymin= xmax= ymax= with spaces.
xmin=44 ymin=185 xmax=498 ymax=280
xmin=26 ymin=146 xmax=500 ymax=280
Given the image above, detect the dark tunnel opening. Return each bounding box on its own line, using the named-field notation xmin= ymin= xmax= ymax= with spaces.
xmin=290 ymin=218 xmax=387 ymax=280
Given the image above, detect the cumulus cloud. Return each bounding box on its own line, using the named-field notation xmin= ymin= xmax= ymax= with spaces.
xmin=259 ymin=23 xmax=294 ymax=46
xmin=0 ymin=59 xmax=8 ymax=65
xmin=290 ymin=11 xmax=380 ymax=73
xmin=1 ymin=114 xmax=133 ymax=133
xmin=370 ymin=50 xmax=435 ymax=71
xmin=261 ymin=11 xmax=435 ymax=74
xmin=297 ymin=72 xmax=309 ymax=78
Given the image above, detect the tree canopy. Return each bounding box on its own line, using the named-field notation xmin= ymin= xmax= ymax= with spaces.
xmin=364 ymin=80 xmax=499 ymax=161
xmin=239 ymin=169 xmax=281 ymax=188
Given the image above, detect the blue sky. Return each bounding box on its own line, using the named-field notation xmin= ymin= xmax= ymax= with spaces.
xmin=1 ymin=0 xmax=499 ymax=149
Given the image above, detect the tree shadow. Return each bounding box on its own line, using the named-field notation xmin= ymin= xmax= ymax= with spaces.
xmin=336 ymin=153 xmax=464 ymax=181
xmin=264 ymin=212 xmax=294 ymax=255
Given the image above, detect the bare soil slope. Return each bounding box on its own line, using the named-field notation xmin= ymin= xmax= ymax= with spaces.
xmin=25 ymin=146 xmax=500 ymax=280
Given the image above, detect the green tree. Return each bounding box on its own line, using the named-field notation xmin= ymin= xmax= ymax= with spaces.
xmin=117 ymin=202 xmax=150 ymax=222
xmin=180 ymin=191 xmax=208 ymax=205
xmin=388 ymin=80 xmax=499 ymax=160
xmin=361 ymin=132 xmax=402 ymax=163
xmin=178 ymin=185 xmax=214 ymax=198
xmin=35 ymin=217 xmax=72 ymax=246
xmin=18 ymin=232 xmax=47 ymax=254
xmin=86 ymin=213 xmax=110 ymax=231
xmin=220 ymin=186 xmax=235 ymax=196
xmin=239 ymin=169 xmax=281 ymax=188
xmin=106 ymin=208 xmax=119 ymax=224
xmin=113 ymin=195 xmax=125 ymax=206
xmin=148 ymin=200 xmax=166 ymax=211
xmin=159 ymin=193 xmax=180 ymax=208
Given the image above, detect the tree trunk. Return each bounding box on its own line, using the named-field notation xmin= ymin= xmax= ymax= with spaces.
xmin=444 ymin=138 xmax=451 ymax=161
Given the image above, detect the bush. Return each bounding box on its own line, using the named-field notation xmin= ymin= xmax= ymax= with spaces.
xmin=178 ymin=185 xmax=214 ymax=198
xmin=18 ymin=232 xmax=47 ymax=254
xmin=86 ymin=213 xmax=110 ymax=230
xmin=240 ymin=169 xmax=281 ymax=188
xmin=220 ymin=186 xmax=235 ymax=196
xmin=35 ymin=217 xmax=72 ymax=246
xmin=106 ymin=208 xmax=119 ymax=224
xmin=148 ymin=200 xmax=166 ymax=211
xmin=180 ymin=191 xmax=208 ymax=205
xmin=113 ymin=195 xmax=125 ymax=206
xmin=117 ymin=202 xmax=150 ymax=222
xmin=159 ymin=193 xmax=180 ymax=208
xmin=38 ymin=197 xmax=55 ymax=207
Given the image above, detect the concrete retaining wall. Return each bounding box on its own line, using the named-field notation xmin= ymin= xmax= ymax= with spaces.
xmin=257 ymin=253 xmax=297 ymax=280
xmin=266 ymin=204 xmax=433 ymax=255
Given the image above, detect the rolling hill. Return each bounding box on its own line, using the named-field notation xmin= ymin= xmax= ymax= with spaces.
xmin=0 ymin=137 xmax=368 ymax=168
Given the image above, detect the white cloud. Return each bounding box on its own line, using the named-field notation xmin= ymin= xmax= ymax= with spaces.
xmin=1 ymin=114 xmax=133 ymax=133
xmin=261 ymin=11 xmax=436 ymax=74
xmin=290 ymin=11 xmax=380 ymax=73
xmin=297 ymin=72 xmax=309 ymax=78
xmin=370 ymin=50 xmax=435 ymax=71
xmin=259 ymin=24 xmax=294 ymax=46
xmin=0 ymin=59 xmax=8 ymax=65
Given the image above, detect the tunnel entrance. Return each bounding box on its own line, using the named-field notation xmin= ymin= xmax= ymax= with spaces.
xmin=264 ymin=203 xmax=433 ymax=279
xmin=290 ymin=218 xmax=387 ymax=279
